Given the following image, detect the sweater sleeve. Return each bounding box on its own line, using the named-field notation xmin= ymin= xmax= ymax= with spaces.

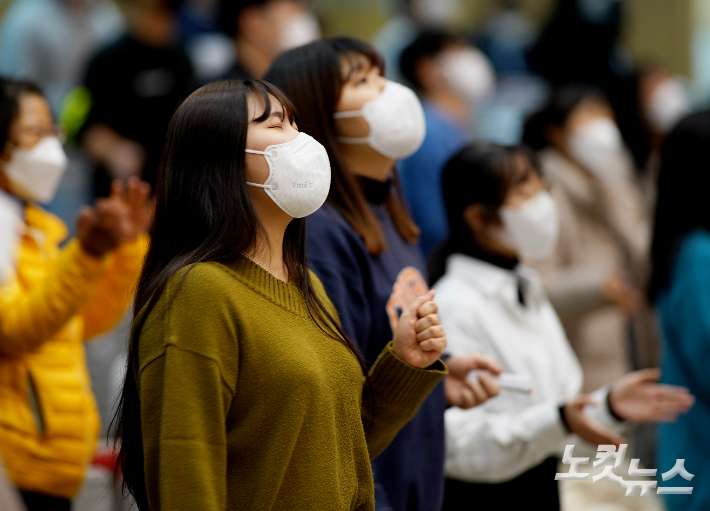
xmin=362 ymin=342 xmax=447 ymax=459
xmin=0 ymin=239 xmax=110 ymax=356
xmin=81 ymin=234 xmax=147 ymax=340
xmin=139 ymin=345 xmax=231 ymax=511
xmin=138 ymin=267 xmax=238 ymax=511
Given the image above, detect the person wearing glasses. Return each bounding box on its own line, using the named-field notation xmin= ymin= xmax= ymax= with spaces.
xmin=0 ymin=78 xmax=152 ymax=511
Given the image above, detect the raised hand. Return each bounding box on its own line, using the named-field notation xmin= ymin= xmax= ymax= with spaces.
xmin=564 ymin=394 xmax=626 ymax=448
xmin=77 ymin=177 xmax=153 ymax=258
xmin=445 ymin=353 xmax=502 ymax=409
xmin=609 ymin=368 xmax=694 ymax=423
xmin=392 ymin=290 xmax=446 ymax=369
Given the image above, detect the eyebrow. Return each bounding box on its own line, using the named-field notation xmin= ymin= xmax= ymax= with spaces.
xmin=250 ymin=110 xmax=285 ymax=124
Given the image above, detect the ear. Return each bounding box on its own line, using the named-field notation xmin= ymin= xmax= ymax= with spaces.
xmin=463 ymin=204 xmax=488 ymax=238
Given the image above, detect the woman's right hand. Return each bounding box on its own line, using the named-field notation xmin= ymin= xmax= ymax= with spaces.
xmin=392 ymin=290 xmax=447 ymax=369
xmin=563 ymin=394 xmax=626 ymax=448
xmin=77 ymin=177 xmax=153 ymax=258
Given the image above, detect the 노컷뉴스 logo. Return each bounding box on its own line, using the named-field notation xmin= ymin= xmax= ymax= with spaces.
xmin=292 ymin=182 xmax=314 ymax=189
xmin=555 ymin=444 xmax=694 ymax=496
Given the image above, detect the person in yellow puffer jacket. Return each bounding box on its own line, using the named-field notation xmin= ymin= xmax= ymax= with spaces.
xmin=0 ymin=78 xmax=152 ymax=511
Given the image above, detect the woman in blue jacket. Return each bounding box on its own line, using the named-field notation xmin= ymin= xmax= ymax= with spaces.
xmin=265 ymin=38 xmax=501 ymax=511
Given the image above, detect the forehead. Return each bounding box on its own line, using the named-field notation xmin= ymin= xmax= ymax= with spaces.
xmin=339 ymin=52 xmax=375 ymax=79
xmin=16 ymin=93 xmax=52 ymax=126
xmin=247 ymin=92 xmax=285 ymax=121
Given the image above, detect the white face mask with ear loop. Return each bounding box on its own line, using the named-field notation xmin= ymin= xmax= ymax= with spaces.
xmin=440 ymin=48 xmax=496 ymax=104
xmin=333 ymin=81 xmax=426 ymax=160
xmin=245 ymin=132 xmax=331 ymax=218
xmin=3 ymin=136 xmax=68 ymax=203
xmin=497 ymin=190 xmax=560 ymax=260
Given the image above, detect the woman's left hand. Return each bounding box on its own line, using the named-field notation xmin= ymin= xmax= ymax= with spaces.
xmin=392 ymin=290 xmax=447 ymax=369
xmin=609 ymin=368 xmax=695 ymax=422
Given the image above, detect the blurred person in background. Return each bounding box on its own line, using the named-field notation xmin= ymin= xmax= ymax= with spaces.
xmin=0 ymin=0 xmax=124 ymax=114
xmin=373 ymin=0 xmax=461 ymax=84
xmin=0 ymin=78 xmax=151 ymax=511
xmin=522 ymin=85 xmax=654 ymax=393
xmin=435 ymin=142 xmax=693 ymax=511
xmin=616 ymin=64 xmax=690 ymax=214
xmin=398 ymin=30 xmax=495 ymax=257
xmin=266 ymin=37 xmax=502 ymax=511
xmin=217 ymin=0 xmax=320 ymax=80
xmin=78 ymin=0 xmax=194 ymax=197
xmin=649 ymin=110 xmax=710 ymax=511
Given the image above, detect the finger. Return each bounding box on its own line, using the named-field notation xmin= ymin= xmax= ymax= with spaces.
xmin=466 ymin=379 xmax=489 ymax=406
xmin=76 ymin=206 xmax=94 ymax=230
xmin=404 ymin=292 xmax=434 ymax=320
xmin=414 ymin=314 xmax=440 ymax=333
xmin=477 ymin=373 xmax=500 ymax=398
xmin=416 ymin=325 xmax=445 ymax=342
xmin=459 ymin=387 xmax=476 ymax=409
xmin=416 ymin=300 xmax=438 ymax=318
xmin=418 ymin=337 xmax=446 ymax=354
xmin=470 ymin=354 xmax=503 ymax=375
xmin=109 ymin=179 xmax=124 ymax=200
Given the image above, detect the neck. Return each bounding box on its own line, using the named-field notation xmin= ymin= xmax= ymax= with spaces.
xmin=338 ymin=143 xmax=394 ymax=182
xmin=246 ymin=197 xmax=292 ymax=282
xmin=426 ymin=90 xmax=469 ymax=124
xmin=236 ymin=38 xmax=273 ymax=79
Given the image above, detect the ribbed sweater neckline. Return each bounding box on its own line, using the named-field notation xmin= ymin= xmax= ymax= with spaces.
xmin=218 ymin=257 xmax=310 ymax=318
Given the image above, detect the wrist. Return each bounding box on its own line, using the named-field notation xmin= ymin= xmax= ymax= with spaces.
xmin=79 ymin=238 xmax=109 ymax=259
xmin=606 ymin=388 xmax=625 ymax=422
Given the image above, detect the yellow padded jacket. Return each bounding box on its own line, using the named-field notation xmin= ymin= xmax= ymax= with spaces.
xmin=0 ymin=202 xmax=146 ymax=498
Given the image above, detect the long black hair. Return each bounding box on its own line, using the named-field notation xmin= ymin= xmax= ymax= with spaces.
xmin=649 ymin=111 xmax=710 ymax=299
xmin=264 ymin=37 xmax=419 ymax=255
xmin=111 ymin=79 xmax=370 ymax=510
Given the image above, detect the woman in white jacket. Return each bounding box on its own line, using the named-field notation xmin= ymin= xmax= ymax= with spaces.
xmin=433 ymin=142 xmax=694 ymax=510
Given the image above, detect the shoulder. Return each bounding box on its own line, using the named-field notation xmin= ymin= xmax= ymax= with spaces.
xmin=674 ymin=230 xmax=710 ymax=280
xmin=306 ymin=203 xmax=368 ymax=260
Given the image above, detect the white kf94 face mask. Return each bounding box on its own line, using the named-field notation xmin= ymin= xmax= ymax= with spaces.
xmin=3 ymin=136 xmax=68 ymax=203
xmin=498 ymin=189 xmax=559 ymax=260
xmin=245 ymin=132 xmax=331 ymax=218
xmin=333 ymin=81 xmax=426 ymax=160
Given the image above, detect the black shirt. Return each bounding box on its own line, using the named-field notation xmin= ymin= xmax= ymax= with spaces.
xmin=83 ymin=34 xmax=194 ymax=192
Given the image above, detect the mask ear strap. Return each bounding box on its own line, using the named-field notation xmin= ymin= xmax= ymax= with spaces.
xmin=337 ymin=137 xmax=369 ymax=144
xmin=245 ymin=149 xmax=266 ymax=155
xmin=333 ymin=110 xmax=363 ymax=119
xmin=246 ymin=182 xmax=271 ymax=189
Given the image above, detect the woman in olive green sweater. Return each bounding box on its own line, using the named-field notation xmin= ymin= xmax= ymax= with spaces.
xmin=113 ymin=80 xmax=499 ymax=510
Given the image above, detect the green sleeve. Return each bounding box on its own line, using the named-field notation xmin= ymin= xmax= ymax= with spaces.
xmin=362 ymin=342 xmax=448 ymax=459
xmin=139 ymin=345 xmax=232 ymax=511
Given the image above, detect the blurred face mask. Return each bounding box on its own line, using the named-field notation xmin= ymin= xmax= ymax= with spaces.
xmin=246 ymin=132 xmax=331 ymax=218
xmin=279 ymin=12 xmax=320 ymax=51
xmin=646 ymin=79 xmax=689 ymax=134
xmin=333 ymin=81 xmax=426 ymax=159
xmin=3 ymin=136 xmax=68 ymax=203
xmin=411 ymin=0 xmax=460 ymax=26
xmin=440 ymin=48 xmax=496 ymax=104
xmin=568 ymin=117 xmax=624 ymax=177
xmin=496 ymin=190 xmax=559 ymax=260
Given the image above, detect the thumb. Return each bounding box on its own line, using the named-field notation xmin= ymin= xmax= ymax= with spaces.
xmin=631 ymin=368 xmax=661 ymax=384
xmin=76 ymin=206 xmax=94 ymax=231
xmin=403 ymin=291 xmax=434 ymax=320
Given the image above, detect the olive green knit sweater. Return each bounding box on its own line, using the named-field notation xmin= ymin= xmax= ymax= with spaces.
xmin=136 ymin=258 xmax=447 ymax=510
